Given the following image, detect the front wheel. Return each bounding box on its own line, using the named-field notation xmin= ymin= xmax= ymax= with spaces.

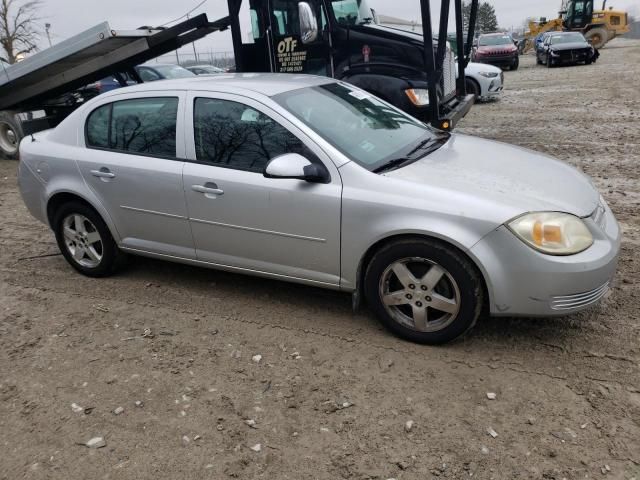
xmin=547 ymin=55 xmax=553 ymax=68
xmin=465 ymin=77 xmax=481 ymax=101
xmin=511 ymin=56 xmax=519 ymax=71
xmin=53 ymin=202 xmax=127 ymax=277
xmin=364 ymin=239 xmax=484 ymax=344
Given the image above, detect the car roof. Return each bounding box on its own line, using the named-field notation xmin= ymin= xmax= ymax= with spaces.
xmin=99 ymin=73 xmax=335 ymax=98
xmin=480 ymin=32 xmax=509 ymax=36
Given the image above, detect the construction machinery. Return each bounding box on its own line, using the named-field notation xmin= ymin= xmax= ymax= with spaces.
xmin=525 ymin=0 xmax=629 ymax=51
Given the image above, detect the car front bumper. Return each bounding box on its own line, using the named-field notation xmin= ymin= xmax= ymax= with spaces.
xmin=474 ymin=55 xmax=517 ymax=68
xmin=470 ymin=199 xmax=621 ymax=317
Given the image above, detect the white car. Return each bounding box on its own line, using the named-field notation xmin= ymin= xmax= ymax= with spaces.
xmin=463 ymin=62 xmax=504 ymax=101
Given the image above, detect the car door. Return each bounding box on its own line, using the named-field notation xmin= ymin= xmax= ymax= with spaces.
xmin=182 ymin=91 xmax=342 ymax=286
xmin=78 ymin=91 xmax=195 ymax=258
xmin=542 ymin=37 xmax=551 ymax=62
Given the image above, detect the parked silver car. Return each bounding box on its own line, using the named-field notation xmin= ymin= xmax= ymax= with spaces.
xmin=17 ymin=74 xmax=620 ymax=344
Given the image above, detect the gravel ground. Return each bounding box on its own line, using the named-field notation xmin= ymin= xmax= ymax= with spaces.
xmin=1 ymin=39 xmax=639 ymax=480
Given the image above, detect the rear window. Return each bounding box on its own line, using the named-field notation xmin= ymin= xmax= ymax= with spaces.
xmin=85 ymin=97 xmax=179 ymax=158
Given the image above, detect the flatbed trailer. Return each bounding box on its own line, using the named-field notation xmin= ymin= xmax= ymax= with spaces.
xmin=0 ymin=14 xmax=228 ymax=158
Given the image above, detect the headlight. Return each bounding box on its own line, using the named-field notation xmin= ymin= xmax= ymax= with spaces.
xmin=550 ymin=50 xmax=560 ymax=57
xmin=507 ymin=212 xmax=593 ymax=255
xmin=405 ymin=88 xmax=430 ymax=106
xmin=478 ymin=71 xmax=499 ymax=78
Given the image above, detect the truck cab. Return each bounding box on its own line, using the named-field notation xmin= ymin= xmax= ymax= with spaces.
xmin=229 ymin=0 xmax=474 ymax=130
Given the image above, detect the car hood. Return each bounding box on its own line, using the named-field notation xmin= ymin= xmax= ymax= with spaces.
xmin=477 ymin=45 xmax=516 ymax=53
xmin=385 ymin=134 xmax=599 ymax=219
xmin=465 ymin=62 xmax=502 ymax=75
xmin=550 ymin=42 xmax=591 ymax=50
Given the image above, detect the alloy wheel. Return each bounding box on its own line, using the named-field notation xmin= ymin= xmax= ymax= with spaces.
xmin=379 ymin=257 xmax=461 ymax=333
xmin=62 ymin=214 xmax=104 ymax=268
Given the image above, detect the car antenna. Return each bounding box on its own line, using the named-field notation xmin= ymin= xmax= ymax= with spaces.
xmin=31 ymin=133 xmax=36 ymax=142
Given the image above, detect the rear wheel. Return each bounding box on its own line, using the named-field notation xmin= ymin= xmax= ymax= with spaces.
xmin=364 ymin=238 xmax=484 ymax=345
xmin=53 ymin=202 xmax=127 ymax=277
xmin=0 ymin=111 xmax=23 ymax=160
xmin=585 ymin=27 xmax=608 ymax=49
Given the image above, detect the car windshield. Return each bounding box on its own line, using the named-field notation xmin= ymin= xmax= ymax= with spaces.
xmin=331 ymin=0 xmax=377 ymax=25
xmin=154 ymin=65 xmax=195 ymax=79
xmin=478 ymin=34 xmax=513 ymax=46
xmin=274 ymin=83 xmax=448 ymax=172
xmin=550 ymin=33 xmax=586 ymax=44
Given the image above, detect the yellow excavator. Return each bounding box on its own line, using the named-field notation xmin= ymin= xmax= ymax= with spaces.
xmin=525 ymin=0 xmax=629 ymax=51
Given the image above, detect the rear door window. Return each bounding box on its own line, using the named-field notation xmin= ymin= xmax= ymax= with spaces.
xmin=85 ymin=97 xmax=179 ymax=158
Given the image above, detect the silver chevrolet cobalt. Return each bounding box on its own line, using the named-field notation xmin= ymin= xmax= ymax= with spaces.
xmin=18 ymin=74 xmax=620 ymax=344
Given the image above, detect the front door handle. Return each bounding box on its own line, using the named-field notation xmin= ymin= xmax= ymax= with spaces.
xmin=91 ymin=168 xmax=116 ymax=179
xmin=192 ymin=183 xmax=224 ymax=196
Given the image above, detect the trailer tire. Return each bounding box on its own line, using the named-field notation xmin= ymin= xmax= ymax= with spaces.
xmin=0 ymin=111 xmax=23 ymax=160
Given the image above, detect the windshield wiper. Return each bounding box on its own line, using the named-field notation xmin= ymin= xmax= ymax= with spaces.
xmin=373 ymin=134 xmax=449 ymax=174
xmin=373 ymin=157 xmax=414 ymax=173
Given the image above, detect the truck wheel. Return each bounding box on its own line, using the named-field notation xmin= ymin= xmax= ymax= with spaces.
xmin=0 ymin=111 xmax=23 ymax=160
xmin=465 ymin=77 xmax=481 ymax=101
xmin=53 ymin=202 xmax=127 ymax=277
xmin=364 ymin=238 xmax=484 ymax=345
xmin=511 ymin=56 xmax=519 ymax=71
xmin=585 ymin=28 xmax=608 ymax=49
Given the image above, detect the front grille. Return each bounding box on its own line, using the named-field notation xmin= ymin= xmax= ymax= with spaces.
xmin=557 ymin=49 xmax=590 ymax=61
xmin=550 ymin=282 xmax=610 ymax=311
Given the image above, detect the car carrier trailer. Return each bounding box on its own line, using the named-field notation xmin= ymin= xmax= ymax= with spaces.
xmin=0 ymin=14 xmax=228 ymax=159
xmin=0 ymin=0 xmax=478 ymax=159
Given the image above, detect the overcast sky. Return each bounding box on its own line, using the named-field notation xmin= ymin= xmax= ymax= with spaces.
xmin=38 ymin=0 xmax=639 ymax=57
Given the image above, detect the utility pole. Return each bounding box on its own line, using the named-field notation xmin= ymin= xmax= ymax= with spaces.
xmin=45 ymin=23 xmax=52 ymax=47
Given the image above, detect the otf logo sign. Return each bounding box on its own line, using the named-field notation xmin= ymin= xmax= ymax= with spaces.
xmin=278 ymin=37 xmax=299 ymax=53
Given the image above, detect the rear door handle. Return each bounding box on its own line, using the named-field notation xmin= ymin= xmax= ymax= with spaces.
xmin=91 ymin=168 xmax=115 ymax=179
xmin=192 ymin=183 xmax=224 ymax=196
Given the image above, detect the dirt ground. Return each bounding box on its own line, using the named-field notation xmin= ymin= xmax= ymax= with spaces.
xmin=1 ymin=39 xmax=639 ymax=480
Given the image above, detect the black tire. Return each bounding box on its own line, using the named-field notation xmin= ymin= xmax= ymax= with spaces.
xmin=511 ymin=56 xmax=519 ymax=71
xmin=584 ymin=27 xmax=608 ymax=49
xmin=0 ymin=110 xmax=23 ymax=160
xmin=546 ymin=55 xmax=553 ymax=68
xmin=364 ymin=238 xmax=484 ymax=345
xmin=465 ymin=77 xmax=481 ymax=101
xmin=52 ymin=202 xmax=127 ymax=277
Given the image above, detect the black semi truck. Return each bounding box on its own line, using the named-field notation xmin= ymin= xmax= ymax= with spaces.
xmin=227 ymin=0 xmax=479 ymax=130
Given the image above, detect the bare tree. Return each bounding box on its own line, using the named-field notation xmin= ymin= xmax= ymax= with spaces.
xmin=0 ymin=0 xmax=41 ymax=64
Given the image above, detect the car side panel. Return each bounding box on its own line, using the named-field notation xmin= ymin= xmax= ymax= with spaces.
xmin=337 ymin=162 xmax=503 ymax=291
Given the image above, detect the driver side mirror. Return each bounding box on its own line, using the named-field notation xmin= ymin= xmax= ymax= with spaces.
xmin=264 ymin=153 xmax=329 ymax=183
xmin=299 ymin=2 xmax=319 ymax=44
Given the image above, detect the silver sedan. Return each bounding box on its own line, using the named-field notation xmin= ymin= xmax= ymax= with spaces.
xmin=17 ymin=74 xmax=621 ymax=344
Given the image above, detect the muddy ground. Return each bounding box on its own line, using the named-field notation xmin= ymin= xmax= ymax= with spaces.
xmin=1 ymin=39 xmax=639 ymax=480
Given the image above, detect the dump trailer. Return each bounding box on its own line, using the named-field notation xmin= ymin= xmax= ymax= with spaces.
xmin=226 ymin=0 xmax=479 ymax=131
xmin=0 ymin=14 xmax=228 ymax=159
